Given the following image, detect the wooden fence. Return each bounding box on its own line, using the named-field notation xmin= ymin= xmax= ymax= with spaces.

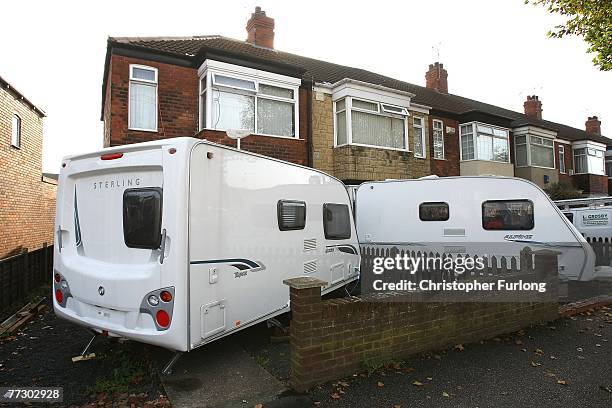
xmin=0 ymin=244 xmax=53 ymax=310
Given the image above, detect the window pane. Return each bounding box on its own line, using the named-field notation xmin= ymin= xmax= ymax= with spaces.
xmin=414 ymin=123 xmax=424 ymax=157
xmin=477 ymin=125 xmax=492 ymax=134
xmin=419 ymin=202 xmax=449 ymax=221
xmin=516 ymin=144 xmax=528 ymax=166
xmin=477 ymin=135 xmax=493 ymax=160
xmin=530 ymin=144 xmax=554 ymax=168
xmin=559 ymin=150 xmax=566 ymax=173
xmin=335 ymin=98 xmax=346 ymax=112
xmin=323 ymin=204 xmax=351 ymax=240
xmin=542 ymin=138 xmax=554 ymax=147
xmin=259 ymin=84 xmax=293 ymax=99
xmin=257 ymin=98 xmax=294 ymax=137
xmin=352 ymin=99 xmax=378 ymax=112
xmin=214 ymin=74 xmax=256 ymax=91
xmin=11 ymin=114 xmax=20 ymax=147
xmin=433 ymin=120 xmax=443 ymax=130
xmin=493 ymin=137 xmax=509 ymax=161
xmin=123 ymin=188 xmax=163 ymax=249
xmin=515 ymin=135 xmax=526 ymax=144
xmin=460 ymin=124 xmax=473 ymax=135
xmin=493 ymin=128 xmax=507 ymax=137
xmin=414 ymin=117 xmax=423 ymax=127
xmin=461 ymin=134 xmax=474 ymax=160
xmin=381 ymin=104 xmax=407 ymax=115
xmin=482 ymin=200 xmax=534 ymax=231
xmin=351 ymin=110 xmax=405 ymax=149
xmin=132 ymin=67 xmax=156 ymax=82
xmin=433 ymin=129 xmax=444 ymax=159
xmin=211 ymin=90 xmax=255 ymax=131
xmin=575 ymin=154 xmax=588 ymax=173
xmin=129 ymin=82 xmax=157 ymax=130
xmin=336 ymin=111 xmax=347 ymax=145
xmin=277 ymin=200 xmax=306 ymax=231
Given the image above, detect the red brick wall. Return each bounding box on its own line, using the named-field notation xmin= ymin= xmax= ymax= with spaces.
xmin=428 ymin=116 xmax=459 ymax=176
xmin=104 ymin=53 xmax=309 ymax=165
xmin=0 ymin=87 xmax=56 ymax=259
xmin=572 ymin=173 xmax=609 ymax=195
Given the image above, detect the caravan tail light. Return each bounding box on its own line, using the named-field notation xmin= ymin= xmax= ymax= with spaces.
xmin=160 ymin=291 xmax=172 ymax=303
xmin=55 ymin=289 xmax=63 ymax=304
xmin=101 ymin=153 xmax=123 ymax=161
xmin=156 ymin=310 xmax=170 ymax=328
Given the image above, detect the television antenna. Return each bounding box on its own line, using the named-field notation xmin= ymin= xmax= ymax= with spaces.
xmin=226 ymin=129 xmax=251 ymax=150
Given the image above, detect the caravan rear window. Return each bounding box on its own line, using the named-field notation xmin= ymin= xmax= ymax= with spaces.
xmin=482 ymin=200 xmax=534 ymax=231
xmin=419 ymin=202 xmax=449 ymax=221
xmin=278 ymin=200 xmax=306 ymax=231
xmin=123 ymin=188 xmax=163 ymax=249
xmin=323 ymin=203 xmax=351 ymax=240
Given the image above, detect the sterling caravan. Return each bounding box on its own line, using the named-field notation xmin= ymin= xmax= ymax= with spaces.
xmin=354 ymin=176 xmax=603 ymax=281
xmin=53 ymin=138 xmax=360 ymax=359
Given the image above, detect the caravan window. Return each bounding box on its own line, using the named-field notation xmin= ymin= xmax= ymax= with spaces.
xmin=419 ymin=202 xmax=449 ymax=221
xmin=277 ymin=200 xmax=306 ymax=231
xmin=123 ymin=188 xmax=163 ymax=249
xmin=323 ymin=204 xmax=351 ymax=240
xmin=482 ymin=200 xmax=533 ymax=231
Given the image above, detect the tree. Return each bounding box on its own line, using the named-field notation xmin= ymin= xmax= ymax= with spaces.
xmin=526 ymin=0 xmax=612 ymax=71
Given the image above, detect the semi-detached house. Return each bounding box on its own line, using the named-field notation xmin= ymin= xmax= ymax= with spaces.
xmin=101 ymin=7 xmax=611 ymax=195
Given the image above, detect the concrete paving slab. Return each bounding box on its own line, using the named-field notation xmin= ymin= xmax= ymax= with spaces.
xmin=162 ymin=337 xmax=287 ymax=408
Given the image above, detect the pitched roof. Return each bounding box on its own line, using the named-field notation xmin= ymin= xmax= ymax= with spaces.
xmin=107 ymin=36 xmax=610 ymax=145
xmin=0 ymin=74 xmax=46 ymax=117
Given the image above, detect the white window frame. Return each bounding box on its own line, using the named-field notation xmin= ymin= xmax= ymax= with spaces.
xmin=432 ymin=119 xmax=444 ymax=159
xmin=459 ymin=122 xmax=510 ymax=163
xmin=128 ymin=64 xmax=158 ymax=132
xmin=572 ymin=141 xmax=606 ymax=175
xmin=413 ymin=116 xmax=426 ymax=158
xmin=11 ymin=113 xmax=21 ymax=148
xmin=333 ymin=96 xmax=410 ymax=152
xmin=558 ymin=145 xmax=566 ymax=174
xmin=198 ymin=60 xmax=301 ymax=139
xmin=514 ymin=135 xmax=556 ymax=169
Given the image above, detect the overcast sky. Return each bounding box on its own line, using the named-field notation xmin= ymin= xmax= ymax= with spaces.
xmin=1 ymin=0 xmax=610 ymax=172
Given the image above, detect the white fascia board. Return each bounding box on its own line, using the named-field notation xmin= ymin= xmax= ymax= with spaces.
xmin=572 ymin=140 xmax=607 ymax=150
xmin=512 ymin=125 xmax=557 ymax=139
xmin=198 ymin=59 xmax=301 ymax=87
xmin=409 ymin=102 xmax=431 ymax=114
xmin=328 ymin=79 xmax=413 ymax=108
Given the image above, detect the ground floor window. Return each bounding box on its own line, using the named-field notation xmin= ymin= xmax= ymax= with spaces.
xmin=460 ymin=122 xmax=509 ymax=162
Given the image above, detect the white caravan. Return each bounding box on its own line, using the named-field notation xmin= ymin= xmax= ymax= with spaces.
xmin=53 ymin=137 xmax=360 ymax=363
xmin=354 ymin=176 xmax=608 ymax=281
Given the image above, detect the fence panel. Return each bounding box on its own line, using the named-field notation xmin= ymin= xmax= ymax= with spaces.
xmin=0 ymin=244 xmax=53 ymax=310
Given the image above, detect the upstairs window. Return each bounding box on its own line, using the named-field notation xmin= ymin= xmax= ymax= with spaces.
xmin=334 ymin=97 xmax=409 ymax=151
xmin=460 ymin=123 xmax=509 ymax=162
xmin=11 ymin=114 xmax=21 ymax=148
xmin=128 ymin=65 xmax=158 ymax=131
xmin=432 ymin=119 xmax=444 ymax=159
xmin=199 ymin=61 xmax=300 ymax=138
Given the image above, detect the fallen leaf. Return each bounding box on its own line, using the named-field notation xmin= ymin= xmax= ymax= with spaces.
xmin=442 ymin=391 xmax=450 ymax=398
xmin=521 ymin=348 xmax=527 ymax=352
xmin=427 ymin=377 xmax=433 ymax=381
xmin=433 ymin=354 xmax=442 ymax=360
xmin=550 ymin=355 xmax=557 ymax=359
xmin=391 ymin=361 xmax=401 ymax=370
xmin=254 ymin=404 xmax=263 ymax=408
xmin=557 ymin=379 xmax=568 ymax=386
xmin=515 ymin=339 xmax=523 ymax=345
xmin=531 ymin=361 xmax=542 ymax=367
xmin=331 ymin=393 xmax=341 ymax=400
xmin=338 ymin=381 xmax=349 ymax=387
xmin=393 ymin=405 xmax=402 ymax=408
xmin=412 ymin=380 xmax=424 ymax=386
xmin=313 ymin=402 xmax=321 ymax=407
xmin=577 ymin=347 xmax=583 ymax=352
xmin=455 ymin=344 xmax=465 ymax=351
xmin=377 ymin=382 xmax=384 ymax=388
xmin=535 ymin=348 xmax=544 ymax=355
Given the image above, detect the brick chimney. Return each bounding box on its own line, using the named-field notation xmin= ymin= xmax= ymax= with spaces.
xmin=425 ymin=62 xmax=448 ymax=94
xmin=523 ymin=95 xmax=543 ymax=120
xmin=585 ymin=116 xmax=601 ymax=135
xmin=246 ymin=6 xmax=274 ymax=49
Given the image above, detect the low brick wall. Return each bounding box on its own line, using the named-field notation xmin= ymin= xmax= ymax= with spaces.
xmin=285 ymin=266 xmax=559 ymax=392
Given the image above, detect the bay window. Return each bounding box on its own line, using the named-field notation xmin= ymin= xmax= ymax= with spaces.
xmin=460 ymin=122 xmax=509 ymax=162
xmin=128 ymin=65 xmax=158 ymax=131
xmin=198 ymin=60 xmax=300 ymax=138
xmin=529 ymin=136 xmax=555 ymax=168
xmin=334 ymin=97 xmax=409 ymax=150
xmin=573 ymin=145 xmax=605 ymax=175
xmin=432 ymin=120 xmax=444 ymax=159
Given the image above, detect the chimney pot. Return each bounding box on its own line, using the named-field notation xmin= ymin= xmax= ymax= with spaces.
xmin=524 ymin=95 xmax=543 ymax=120
xmin=425 ymin=61 xmax=449 ymax=94
xmin=246 ymin=6 xmax=275 ymax=49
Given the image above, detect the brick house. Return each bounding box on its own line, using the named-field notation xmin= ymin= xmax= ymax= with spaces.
xmin=101 ymin=7 xmax=610 ymax=193
xmin=0 ymin=75 xmax=56 ymax=259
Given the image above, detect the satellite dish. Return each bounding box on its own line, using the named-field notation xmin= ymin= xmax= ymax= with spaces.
xmin=226 ymin=129 xmax=251 ymax=149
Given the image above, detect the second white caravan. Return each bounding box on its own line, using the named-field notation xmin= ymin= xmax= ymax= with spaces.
xmin=53 ymin=137 xmax=359 ymax=357
xmin=354 ymin=176 xmax=603 ymax=281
